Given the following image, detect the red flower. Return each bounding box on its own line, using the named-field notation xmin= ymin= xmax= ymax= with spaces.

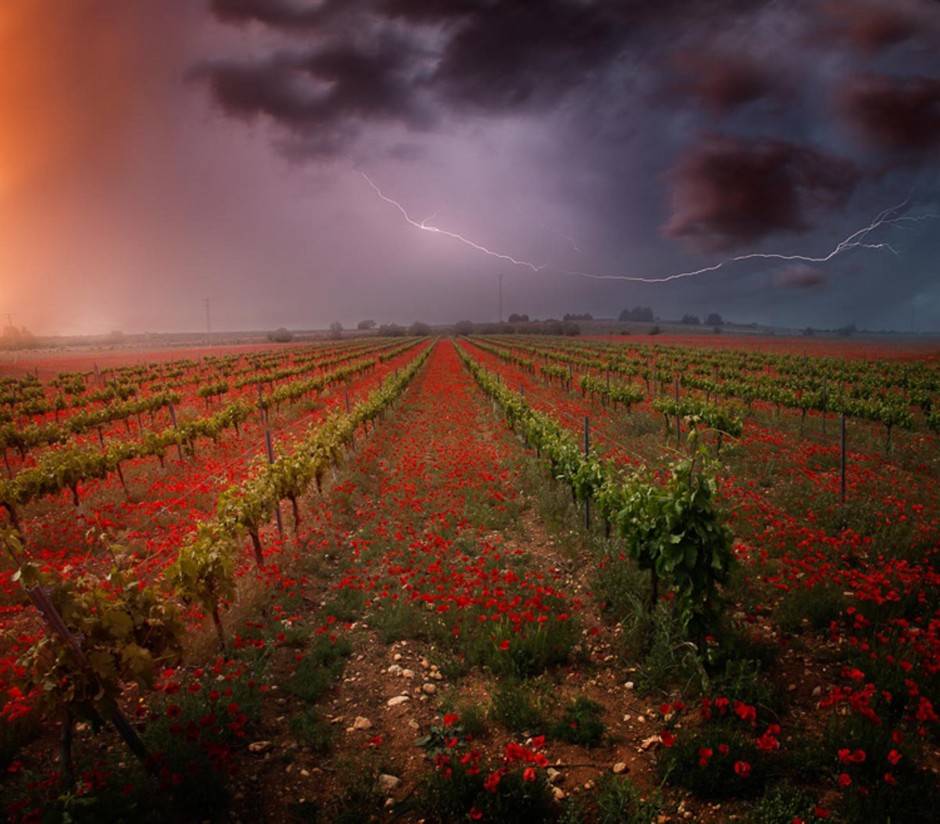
xmin=887 ymin=749 xmax=902 ymax=766
xmin=659 ymin=730 xmax=676 ymax=748
xmin=734 ymin=761 xmax=751 ymax=778
xmin=522 ymin=767 xmax=536 ymax=782
xmin=498 ymin=640 xmax=510 ymax=651
xmin=442 ymin=713 xmax=459 ymax=727
xmin=837 ymin=773 xmax=852 ymax=788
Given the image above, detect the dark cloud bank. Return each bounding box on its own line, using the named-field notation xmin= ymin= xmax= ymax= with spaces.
xmin=196 ymin=0 xmax=940 ymax=328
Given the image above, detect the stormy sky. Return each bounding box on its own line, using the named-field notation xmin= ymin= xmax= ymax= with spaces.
xmin=1 ymin=0 xmax=939 ymax=335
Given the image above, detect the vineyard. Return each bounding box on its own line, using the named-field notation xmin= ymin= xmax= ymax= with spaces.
xmin=0 ymin=334 xmax=938 ymax=823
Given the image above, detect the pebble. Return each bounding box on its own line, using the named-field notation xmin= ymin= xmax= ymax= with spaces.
xmin=547 ymin=768 xmax=563 ymax=785
xmin=352 ymin=716 xmax=373 ymax=731
xmin=387 ymin=695 xmax=410 ymax=707
xmin=612 ymin=762 xmax=629 ymax=774
xmin=552 ymin=787 xmax=566 ymax=802
xmin=625 ymin=681 xmax=635 ymax=690
xmin=422 ymin=683 xmax=437 ymax=694
xmin=248 ymin=741 xmax=272 ymax=754
xmin=401 ymin=669 xmax=415 ymax=679
xmin=378 ymin=774 xmax=401 ymax=792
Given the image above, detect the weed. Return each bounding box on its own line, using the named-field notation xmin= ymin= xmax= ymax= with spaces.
xmin=775 ymin=581 xmax=847 ymax=635
xmin=489 ymin=679 xmax=548 ymax=733
xmin=286 ymin=635 xmax=352 ymax=703
xmin=550 ymin=695 xmax=606 ymax=747
xmin=289 ymin=707 xmax=334 ymax=754
xmin=745 ymin=785 xmax=822 ymax=824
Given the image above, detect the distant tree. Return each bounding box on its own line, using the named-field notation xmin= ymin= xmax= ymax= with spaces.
xmin=680 ymin=314 xmax=701 ymax=325
xmin=268 ymin=327 xmax=293 ymax=343
xmin=408 ymin=321 xmax=431 ymax=336
xmin=705 ymin=312 xmax=723 ymax=326
xmin=507 ymin=313 xmax=529 ymax=323
xmin=328 ymin=321 xmax=343 ymax=339
xmin=357 ymin=319 xmax=377 ymax=330
xmin=620 ymin=306 xmax=654 ymax=322
xmin=563 ymin=313 xmax=593 ymax=321
xmin=0 ymin=326 xmax=38 ymax=350
xmin=802 ymin=326 xmax=816 ymax=337
xmin=454 ymin=320 xmax=474 ymax=336
xmin=836 ymin=323 xmax=857 ymax=337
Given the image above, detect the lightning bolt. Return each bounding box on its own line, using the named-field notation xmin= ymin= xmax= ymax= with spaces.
xmin=363 ymin=173 xmax=939 ymax=284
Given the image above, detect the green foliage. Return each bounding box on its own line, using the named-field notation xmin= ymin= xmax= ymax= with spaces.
xmin=550 ymin=695 xmax=606 ymax=747
xmin=8 ymin=542 xmax=184 ymax=727
xmin=286 ymin=635 xmax=353 ymax=703
xmin=562 ymin=773 xmax=661 ymax=824
xmin=489 ymin=679 xmax=547 ymax=733
xmin=746 ymin=785 xmax=822 ymax=824
xmin=289 ymin=707 xmax=335 ymax=754
xmin=165 ymin=523 xmax=236 ymax=647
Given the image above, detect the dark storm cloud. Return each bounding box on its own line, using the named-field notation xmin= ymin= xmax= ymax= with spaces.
xmin=662 ymin=136 xmax=861 ymax=253
xmin=430 ymin=2 xmax=623 ymax=112
xmin=838 ymin=73 xmax=940 ymax=155
xmin=665 ymin=51 xmax=780 ymax=117
xmin=194 ymin=35 xmax=429 ymax=147
xmin=199 ymin=0 xmax=773 ymax=140
xmin=820 ymin=1 xmax=920 ymax=55
xmin=209 ymin=0 xmax=335 ymax=28
xmin=774 ymin=265 xmax=827 ymax=289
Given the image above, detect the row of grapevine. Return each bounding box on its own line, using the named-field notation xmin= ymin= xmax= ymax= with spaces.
xmin=456 ymin=342 xmax=735 ymax=648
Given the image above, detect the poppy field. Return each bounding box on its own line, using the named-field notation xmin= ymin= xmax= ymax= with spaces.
xmin=0 ymin=334 xmax=938 ymax=823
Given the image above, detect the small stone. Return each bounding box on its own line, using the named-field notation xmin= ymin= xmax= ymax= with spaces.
xmin=812 ymin=686 xmax=822 ymax=698
xmin=637 ymin=715 xmax=646 ymax=724
xmin=547 ymin=768 xmax=563 ymax=785
xmin=300 ymin=769 xmax=310 ymax=777
xmin=401 ymin=669 xmax=415 ymax=679
xmin=583 ymin=780 xmax=595 ymax=791
xmin=623 ymin=714 xmax=632 ymax=722
xmin=387 ymin=664 xmax=402 ymax=674
xmin=387 ymin=695 xmax=410 ymax=707
xmin=612 ymin=762 xmax=629 ymax=774
xmin=552 ymin=787 xmax=566 ymax=802
xmin=248 ymin=741 xmax=272 ymax=754
xmin=378 ymin=774 xmax=400 ymax=792
xmin=788 ymin=683 xmax=797 ymax=692
xmin=625 ymin=681 xmax=635 ymax=690
xmin=422 ymin=683 xmax=437 ymax=694
xmin=393 ymin=653 xmax=402 ymax=661
xmin=352 ymin=716 xmax=373 ymax=731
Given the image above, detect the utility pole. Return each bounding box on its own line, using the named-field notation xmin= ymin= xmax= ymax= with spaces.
xmin=498 ymin=273 xmax=503 ymax=323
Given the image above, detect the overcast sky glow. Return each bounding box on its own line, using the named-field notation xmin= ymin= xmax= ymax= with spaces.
xmin=1 ymin=0 xmax=939 ymax=335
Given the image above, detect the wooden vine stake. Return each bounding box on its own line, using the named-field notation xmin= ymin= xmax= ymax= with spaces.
xmin=840 ymin=413 xmax=847 ymax=504
xmin=264 ymin=429 xmax=284 ymax=538
xmin=583 ymin=416 xmax=591 ymax=531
